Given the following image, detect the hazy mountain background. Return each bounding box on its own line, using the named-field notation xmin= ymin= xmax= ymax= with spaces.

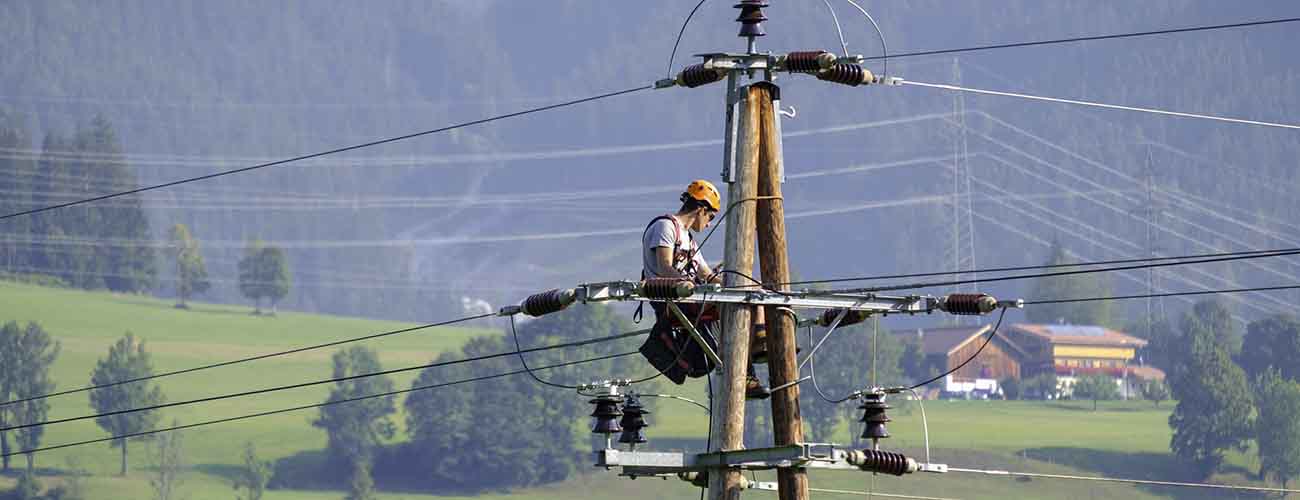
xmin=1 ymin=0 xmax=1297 ymax=328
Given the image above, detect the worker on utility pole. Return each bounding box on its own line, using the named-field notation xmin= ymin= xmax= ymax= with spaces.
xmin=638 ymin=179 xmax=770 ymax=399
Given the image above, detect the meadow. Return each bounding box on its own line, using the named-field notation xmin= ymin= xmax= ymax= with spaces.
xmin=0 ymin=282 xmax=1276 ymax=499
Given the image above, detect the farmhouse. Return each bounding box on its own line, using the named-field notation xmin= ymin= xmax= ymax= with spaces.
xmin=898 ymin=323 xmax=1163 ymax=397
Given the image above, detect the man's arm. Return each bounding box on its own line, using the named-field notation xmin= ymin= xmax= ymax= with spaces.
xmin=654 ymin=246 xmax=686 ymax=279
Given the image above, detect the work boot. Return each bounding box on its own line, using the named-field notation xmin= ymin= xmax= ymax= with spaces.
xmin=745 ymin=375 xmax=771 ymax=400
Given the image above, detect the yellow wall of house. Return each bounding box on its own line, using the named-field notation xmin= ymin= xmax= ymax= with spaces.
xmin=1053 ymin=345 xmax=1135 ymax=360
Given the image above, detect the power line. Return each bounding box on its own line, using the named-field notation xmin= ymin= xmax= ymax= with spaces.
xmin=0 ymin=327 xmax=650 ymax=433
xmin=898 ymin=80 xmax=1300 ymax=130
xmin=0 ymin=85 xmax=652 ymax=221
xmin=947 ymin=466 xmax=1300 ymax=494
xmin=0 ymin=351 xmax=637 ymax=459
xmin=804 ymin=488 xmax=958 ymax=500
xmin=908 ymin=308 xmax=1007 ymax=391
xmin=1024 ymin=284 xmax=1300 ymax=305
xmin=0 ymin=312 xmax=495 ymax=408
xmin=838 ymin=248 xmax=1300 ymax=294
xmin=776 ymin=247 xmax=1300 ymax=288
xmin=869 ymin=17 xmax=1300 ymax=61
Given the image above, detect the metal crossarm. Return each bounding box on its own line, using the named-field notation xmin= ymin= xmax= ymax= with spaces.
xmin=595 ymin=443 xmax=939 ymax=476
xmin=573 ymin=281 xmax=942 ymax=314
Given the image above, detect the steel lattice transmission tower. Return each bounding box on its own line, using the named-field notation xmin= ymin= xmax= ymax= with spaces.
xmin=945 ymin=59 xmax=978 ymax=324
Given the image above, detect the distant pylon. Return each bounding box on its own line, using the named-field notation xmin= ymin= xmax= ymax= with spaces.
xmin=945 ymin=58 xmax=978 ymax=325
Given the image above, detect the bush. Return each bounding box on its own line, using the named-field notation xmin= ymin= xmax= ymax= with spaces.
xmin=1000 ymin=377 xmax=1022 ymax=400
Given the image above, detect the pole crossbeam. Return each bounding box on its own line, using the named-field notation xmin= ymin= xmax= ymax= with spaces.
xmin=574 ymin=281 xmax=944 ymax=313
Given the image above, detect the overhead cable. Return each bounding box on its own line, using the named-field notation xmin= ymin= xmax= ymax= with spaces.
xmin=898 ymin=80 xmax=1300 ymax=131
xmin=838 ymin=248 xmax=1300 ymax=294
xmin=869 ymin=17 xmax=1300 ymax=61
xmin=1 ymin=351 xmax=636 ymax=459
xmin=1025 ymin=284 xmax=1300 ymax=305
xmin=0 ymin=312 xmax=495 ymax=408
xmin=0 ymin=327 xmax=650 ymax=433
xmin=0 ymin=85 xmax=652 ymax=221
xmin=805 ymin=488 xmax=958 ymax=500
xmin=776 ymin=247 xmax=1300 ymax=288
xmin=908 ymin=308 xmax=1007 ymax=390
xmin=947 ymin=466 xmax=1300 ymax=494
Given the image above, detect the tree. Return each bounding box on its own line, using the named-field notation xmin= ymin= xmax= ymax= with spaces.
xmin=88 ymin=332 xmax=165 ymax=476
xmin=1071 ymin=374 xmax=1118 ymax=411
xmin=312 ymin=346 xmax=395 ymax=489
xmin=801 ymin=317 xmax=906 ymax=444
xmin=11 ymin=322 xmax=59 ymax=473
xmin=149 ymin=420 xmax=187 ymax=500
xmin=1239 ymin=314 xmax=1300 ymax=382
xmin=259 ymin=246 xmax=291 ymax=315
xmin=1166 ymin=303 xmax=1254 ymax=478
xmin=345 ymin=459 xmax=377 ymax=500
xmin=1022 ymin=373 xmax=1060 ymax=400
xmin=238 ymin=241 xmax=291 ymax=315
xmin=4 ymin=471 xmax=42 ymax=500
xmin=1141 ymin=379 xmax=1169 ymax=408
xmin=166 ymin=224 xmax=210 ymax=309
xmin=238 ymin=240 xmax=267 ymax=314
xmin=0 ymin=321 xmax=19 ymax=472
xmin=1255 ymin=369 xmax=1300 ymax=489
xmin=1025 ymin=242 xmax=1113 ymax=327
xmin=231 ymin=442 xmax=271 ymax=500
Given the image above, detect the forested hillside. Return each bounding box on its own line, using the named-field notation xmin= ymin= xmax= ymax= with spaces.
xmin=1 ymin=1 xmax=1297 ymax=327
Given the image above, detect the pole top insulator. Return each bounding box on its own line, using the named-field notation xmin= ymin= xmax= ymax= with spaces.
xmin=735 ymin=0 xmax=768 ymax=39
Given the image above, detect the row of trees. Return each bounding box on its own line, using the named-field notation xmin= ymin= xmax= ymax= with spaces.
xmin=0 ymin=111 xmax=156 ymax=293
xmin=165 ymin=224 xmax=293 ymax=314
xmin=302 ymin=305 xmax=655 ymax=496
xmin=1157 ymin=301 xmax=1300 ymax=487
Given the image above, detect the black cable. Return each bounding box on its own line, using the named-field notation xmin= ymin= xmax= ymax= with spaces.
xmin=838 ymin=249 xmax=1300 ymax=294
xmin=908 ymin=308 xmax=1007 ymax=391
xmin=701 ymin=370 xmax=713 ymax=500
xmin=866 ymin=17 xmax=1300 ymax=62
xmin=0 ymin=311 xmax=496 ymax=408
xmin=1025 ymin=284 xmax=1300 ymax=305
xmin=1 ymin=351 xmax=636 ymax=459
xmin=765 ymin=247 xmax=1300 ymax=288
xmin=0 ymin=326 xmax=650 ymax=433
xmin=668 ymin=0 xmax=710 ymax=78
xmin=0 ymin=85 xmax=652 ymax=221
xmin=509 ymin=315 xmax=580 ymax=389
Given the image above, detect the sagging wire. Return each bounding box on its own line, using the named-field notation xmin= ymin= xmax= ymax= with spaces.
xmin=0 ymin=311 xmax=497 ymax=408
xmin=822 ymin=0 xmax=850 ymax=57
xmin=510 ymin=315 xmax=580 ymax=389
xmin=639 ymin=393 xmax=710 ymax=413
xmin=3 ymin=351 xmax=638 ymax=459
xmin=2 ymin=325 xmax=652 ymax=433
xmin=808 ymin=324 xmax=858 ymax=404
xmin=908 ymin=388 xmax=931 ymax=466
xmin=668 ymin=0 xmax=710 ymax=78
xmin=908 ymin=308 xmax=1008 ymax=391
xmin=843 ymin=0 xmax=889 ymax=78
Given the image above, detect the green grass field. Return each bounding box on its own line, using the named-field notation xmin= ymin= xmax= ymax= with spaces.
xmin=0 ymin=281 xmax=1282 ymax=499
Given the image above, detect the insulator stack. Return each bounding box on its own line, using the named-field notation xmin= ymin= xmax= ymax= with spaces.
xmin=617 ymin=395 xmax=650 ymax=446
xmin=590 ymin=395 xmax=624 ymax=437
xmin=677 ymin=63 xmax=726 ymax=88
xmin=857 ymin=392 xmax=891 ymax=441
xmin=734 ymin=0 xmax=769 ymax=39
xmin=816 ymin=64 xmax=875 ymax=87
xmin=816 ymin=308 xmax=870 ymax=328
xmin=941 ymin=293 xmax=997 ymax=315
xmin=846 ymin=449 xmax=919 ymax=476
xmin=640 ymin=278 xmax=695 ymax=300
xmin=521 ymin=288 xmax=576 ymax=317
xmin=784 ymin=51 xmax=836 ymax=73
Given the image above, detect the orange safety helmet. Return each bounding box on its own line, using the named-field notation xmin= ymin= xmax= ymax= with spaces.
xmin=683 ymin=179 xmax=721 ymax=211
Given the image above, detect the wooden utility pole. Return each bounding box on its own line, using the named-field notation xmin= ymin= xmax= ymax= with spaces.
xmin=708 ymin=81 xmax=761 ymax=500
xmin=754 ymin=81 xmax=809 ymax=500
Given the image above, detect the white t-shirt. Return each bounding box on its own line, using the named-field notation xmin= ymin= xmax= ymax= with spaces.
xmin=642 ymin=215 xmax=708 ymax=280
